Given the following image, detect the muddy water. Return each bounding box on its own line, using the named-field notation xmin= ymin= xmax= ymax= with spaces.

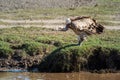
xmin=0 ymin=72 xmax=120 ymax=80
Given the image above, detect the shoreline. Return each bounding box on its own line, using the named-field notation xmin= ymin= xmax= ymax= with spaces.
xmin=0 ymin=68 xmax=120 ymax=73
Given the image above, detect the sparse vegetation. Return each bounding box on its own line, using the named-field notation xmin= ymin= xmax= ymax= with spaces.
xmin=22 ymin=41 xmax=48 ymax=56
xmin=0 ymin=0 xmax=120 ymax=25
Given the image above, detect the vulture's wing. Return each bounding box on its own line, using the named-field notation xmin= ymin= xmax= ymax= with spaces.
xmin=71 ymin=17 xmax=97 ymax=34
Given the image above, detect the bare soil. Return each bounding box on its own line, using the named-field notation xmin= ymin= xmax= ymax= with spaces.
xmin=0 ymin=19 xmax=120 ymax=30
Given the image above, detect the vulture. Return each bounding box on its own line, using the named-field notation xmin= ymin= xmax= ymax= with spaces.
xmin=60 ymin=16 xmax=104 ymax=45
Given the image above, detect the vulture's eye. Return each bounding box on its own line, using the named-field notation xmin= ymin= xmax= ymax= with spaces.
xmin=88 ymin=27 xmax=91 ymax=29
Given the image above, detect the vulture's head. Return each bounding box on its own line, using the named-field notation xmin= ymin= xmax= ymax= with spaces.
xmin=64 ymin=18 xmax=73 ymax=29
xmin=66 ymin=18 xmax=71 ymax=24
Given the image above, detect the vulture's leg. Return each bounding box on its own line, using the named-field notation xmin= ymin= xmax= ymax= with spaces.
xmin=77 ymin=35 xmax=87 ymax=46
xmin=77 ymin=36 xmax=84 ymax=46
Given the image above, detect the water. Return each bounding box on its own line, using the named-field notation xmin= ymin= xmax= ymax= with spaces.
xmin=0 ymin=72 xmax=120 ymax=80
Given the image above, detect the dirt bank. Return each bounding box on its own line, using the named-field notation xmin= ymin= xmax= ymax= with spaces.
xmin=39 ymin=46 xmax=120 ymax=73
xmin=1 ymin=46 xmax=120 ymax=73
xmin=0 ymin=54 xmax=45 ymax=72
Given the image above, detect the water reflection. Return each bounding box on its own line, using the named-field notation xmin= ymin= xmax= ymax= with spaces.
xmin=0 ymin=72 xmax=120 ymax=80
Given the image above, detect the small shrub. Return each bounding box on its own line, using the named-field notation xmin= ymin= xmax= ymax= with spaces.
xmin=0 ymin=36 xmax=4 ymax=41
xmin=13 ymin=50 xmax=27 ymax=60
xmin=0 ymin=41 xmax=13 ymax=58
xmin=35 ymin=36 xmax=63 ymax=47
xmin=0 ymin=35 xmax=23 ymax=49
xmin=22 ymin=41 xmax=47 ymax=56
xmin=4 ymin=35 xmax=22 ymax=44
xmin=0 ymin=41 xmax=10 ymax=48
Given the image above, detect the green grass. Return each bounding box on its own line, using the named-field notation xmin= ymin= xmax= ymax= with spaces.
xmin=0 ymin=27 xmax=120 ymax=53
xmin=0 ymin=41 xmax=13 ymax=58
xmin=22 ymin=41 xmax=50 ymax=56
xmin=0 ymin=27 xmax=120 ymax=72
xmin=0 ymin=27 xmax=120 ymax=52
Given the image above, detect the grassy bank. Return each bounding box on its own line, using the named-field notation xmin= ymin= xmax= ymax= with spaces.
xmin=38 ymin=28 xmax=120 ymax=72
xmin=0 ymin=27 xmax=120 ymax=72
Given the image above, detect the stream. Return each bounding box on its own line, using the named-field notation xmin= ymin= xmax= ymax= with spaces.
xmin=0 ymin=72 xmax=120 ymax=80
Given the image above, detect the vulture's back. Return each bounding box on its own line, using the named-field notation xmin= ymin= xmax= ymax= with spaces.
xmin=66 ymin=16 xmax=104 ymax=35
xmin=72 ymin=17 xmax=96 ymax=30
